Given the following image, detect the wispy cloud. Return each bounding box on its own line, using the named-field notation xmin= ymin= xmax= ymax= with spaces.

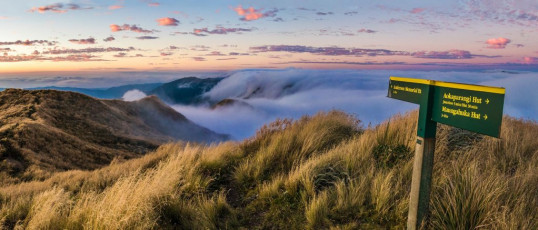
xmin=136 ymin=36 xmax=159 ymax=40
xmin=148 ymin=2 xmax=160 ymax=7
xmin=486 ymin=37 xmax=511 ymax=49
xmin=0 ymin=54 xmax=106 ymax=62
xmin=410 ymin=8 xmax=426 ymax=14
xmin=68 ymin=38 xmax=96 ymax=45
xmin=251 ymin=45 xmax=493 ymax=60
xmin=250 ymin=45 xmax=409 ymax=57
xmin=103 ymin=36 xmax=115 ymax=42
xmin=316 ymin=12 xmax=334 ymax=16
xmin=192 ymin=57 xmax=206 ymax=61
xmin=29 ymin=3 xmax=92 ymax=14
xmin=0 ymin=40 xmax=57 ymax=46
xmin=114 ymin=52 xmax=127 ymax=58
xmin=157 ymin=17 xmax=179 ymax=26
xmin=233 ymin=5 xmax=277 ymax=21
xmin=357 ymin=28 xmax=377 ymax=33
xmin=205 ymin=51 xmax=225 ymax=56
xmin=108 ymin=5 xmax=123 ymax=10
xmin=43 ymin=47 xmax=135 ymax=55
xmin=110 ymin=24 xmax=155 ymax=33
xmin=412 ymin=50 xmax=472 ymax=59
xmin=191 ymin=26 xmax=255 ymax=36
xmin=49 ymin=54 xmax=107 ymax=62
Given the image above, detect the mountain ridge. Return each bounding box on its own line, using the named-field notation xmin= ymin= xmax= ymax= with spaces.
xmin=0 ymin=89 xmax=228 ymax=184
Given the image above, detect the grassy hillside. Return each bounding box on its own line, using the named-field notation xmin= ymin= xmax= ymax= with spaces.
xmin=0 ymin=89 xmax=227 ymax=185
xmin=0 ymin=110 xmax=536 ymax=229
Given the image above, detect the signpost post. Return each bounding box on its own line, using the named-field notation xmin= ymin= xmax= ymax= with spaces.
xmin=387 ymin=76 xmax=505 ymax=229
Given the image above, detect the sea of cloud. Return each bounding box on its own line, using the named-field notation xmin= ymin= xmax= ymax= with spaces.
xmin=171 ymin=69 xmax=538 ymax=140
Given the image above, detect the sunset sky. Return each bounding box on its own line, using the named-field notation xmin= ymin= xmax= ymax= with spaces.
xmin=1 ymin=0 xmax=537 ymax=73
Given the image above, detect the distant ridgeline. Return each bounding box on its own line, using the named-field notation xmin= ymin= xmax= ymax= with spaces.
xmin=21 ymin=76 xmax=225 ymax=105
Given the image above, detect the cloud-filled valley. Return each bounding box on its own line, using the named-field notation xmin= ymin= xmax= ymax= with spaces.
xmin=169 ymin=69 xmax=538 ymax=139
xmin=2 ymin=68 xmax=535 ymax=140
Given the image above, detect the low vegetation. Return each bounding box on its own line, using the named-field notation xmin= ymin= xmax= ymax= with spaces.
xmin=0 ymin=110 xmax=536 ymax=229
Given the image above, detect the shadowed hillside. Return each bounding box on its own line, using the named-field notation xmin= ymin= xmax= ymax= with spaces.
xmin=0 ymin=89 xmax=228 ymax=184
xmin=0 ymin=110 xmax=536 ymax=229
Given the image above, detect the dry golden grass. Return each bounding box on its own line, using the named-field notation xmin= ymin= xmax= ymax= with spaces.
xmin=0 ymin=110 xmax=536 ymax=229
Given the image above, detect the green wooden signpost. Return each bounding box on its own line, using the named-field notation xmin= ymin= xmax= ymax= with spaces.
xmin=387 ymin=76 xmax=505 ymax=229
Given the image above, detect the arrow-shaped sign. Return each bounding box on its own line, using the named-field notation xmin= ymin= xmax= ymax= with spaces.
xmin=486 ymin=98 xmax=490 ymax=104
xmin=484 ymin=114 xmax=488 ymax=120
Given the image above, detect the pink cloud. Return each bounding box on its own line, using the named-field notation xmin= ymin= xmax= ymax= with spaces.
xmin=233 ymin=5 xmax=276 ymax=21
xmin=486 ymin=37 xmax=511 ymax=49
xmin=0 ymin=16 xmax=8 ymax=19
xmin=148 ymin=2 xmax=160 ymax=7
xmin=522 ymin=57 xmax=537 ymax=64
xmin=30 ymin=3 xmax=66 ymax=13
xmin=29 ymin=3 xmax=91 ymax=14
xmin=110 ymin=24 xmax=154 ymax=33
xmin=68 ymin=38 xmax=96 ymax=45
xmin=192 ymin=57 xmax=206 ymax=61
xmin=109 ymin=5 xmax=123 ymax=10
xmin=160 ymin=52 xmax=173 ymax=56
xmin=157 ymin=17 xmax=179 ymax=26
xmin=410 ymin=8 xmax=425 ymax=14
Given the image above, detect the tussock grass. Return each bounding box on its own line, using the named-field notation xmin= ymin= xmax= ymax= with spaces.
xmin=0 ymin=110 xmax=536 ymax=229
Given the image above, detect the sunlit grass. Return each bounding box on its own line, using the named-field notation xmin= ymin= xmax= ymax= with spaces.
xmin=0 ymin=110 xmax=536 ymax=229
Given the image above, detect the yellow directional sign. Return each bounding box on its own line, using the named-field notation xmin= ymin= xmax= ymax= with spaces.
xmin=388 ymin=76 xmax=505 ymax=137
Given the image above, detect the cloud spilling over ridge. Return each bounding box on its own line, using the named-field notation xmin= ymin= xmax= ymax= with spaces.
xmin=122 ymin=89 xmax=147 ymax=101
xmin=171 ymin=69 xmax=538 ymax=140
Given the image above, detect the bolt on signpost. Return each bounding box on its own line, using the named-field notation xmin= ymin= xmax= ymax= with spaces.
xmin=387 ymin=76 xmax=505 ymax=230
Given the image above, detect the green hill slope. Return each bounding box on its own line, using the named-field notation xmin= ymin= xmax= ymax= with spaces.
xmin=0 ymin=111 xmax=536 ymax=229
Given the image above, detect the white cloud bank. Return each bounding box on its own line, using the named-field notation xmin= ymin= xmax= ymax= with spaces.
xmin=122 ymin=89 xmax=147 ymax=101
xmin=172 ymin=69 xmax=538 ymax=140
